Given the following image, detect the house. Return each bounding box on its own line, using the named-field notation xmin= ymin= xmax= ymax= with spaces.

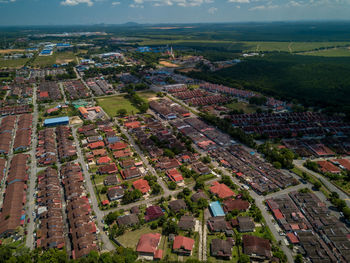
xmin=88 ymin=141 xmax=105 ymax=150
xmin=237 ymin=216 xmax=255 ymax=232
xmin=99 ymin=163 xmax=118 ymax=174
xmin=120 ymin=159 xmax=135 ymax=168
xmin=157 ymin=158 xmax=180 ymax=170
xmin=223 ymin=199 xmax=250 ymax=213
xmin=286 ymin=233 xmax=299 ymax=244
xmin=109 ymin=142 xmax=128 ymax=151
xmin=172 ymin=236 xmax=195 ymax=256
xmin=207 ymin=217 xmax=233 ymax=236
xmin=107 ymin=187 xmax=124 ymax=201
xmin=96 ymin=156 xmax=111 ymax=165
xmin=166 ymin=168 xmax=184 ymax=183
xmin=210 ymin=181 xmax=235 ymax=199
xmin=121 ymin=167 xmax=142 ymax=180
xmin=113 ymin=148 xmax=132 ymax=159
xmin=178 ymin=215 xmax=196 ymax=231
xmin=209 ymin=201 xmax=225 ymax=217
xmin=191 ymin=191 xmax=208 ymax=202
xmin=145 ymin=206 xmax=164 ymax=222
xmin=104 ymin=175 xmax=119 ymax=186
xmin=133 ymin=179 xmax=151 ymax=194
xmin=92 ymin=149 xmax=107 ymax=157
xmin=117 ymin=214 xmax=139 ymax=227
xmin=169 ymin=199 xmax=187 ymax=213
xmin=192 ymin=161 xmax=210 ymax=175
xmin=242 ymin=235 xmax=272 ymax=260
xmin=211 ymin=239 xmax=234 ymax=260
xmin=125 ymin=121 xmax=141 ymax=129
xmin=136 ymin=233 xmax=163 ymax=260
xmin=317 ymin=160 xmax=341 ymax=174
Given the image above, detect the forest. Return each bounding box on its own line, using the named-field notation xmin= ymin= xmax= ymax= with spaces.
xmin=188 ymin=53 xmax=350 ymax=117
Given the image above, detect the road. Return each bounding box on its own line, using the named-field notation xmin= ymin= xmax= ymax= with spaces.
xmin=294 ymin=160 xmax=350 ymax=207
xmin=25 ymin=85 xmax=39 ymax=249
xmin=71 ymin=126 xmax=115 ymax=251
xmin=59 ymin=82 xmax=68 ymax=104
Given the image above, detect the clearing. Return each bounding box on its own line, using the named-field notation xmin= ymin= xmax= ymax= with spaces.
xmin=96 ymin=95 xmax=139 ymax=117
xmin=117 ymin=226 xmax=162 ymax=249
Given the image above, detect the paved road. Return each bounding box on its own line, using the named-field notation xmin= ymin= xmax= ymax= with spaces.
xmin=294 ymin=160 xmax=350 ymax=207
xmin=71 ymin=126 xmax=115 ymax=251
xmin=25 ymin=85 xmax=39 ymax=249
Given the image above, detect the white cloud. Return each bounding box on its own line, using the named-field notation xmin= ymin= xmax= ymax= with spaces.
xmin=112 ymin=1 xmax=121 ymax=5
xmin=208 ymin=6 xmax=217 ymax=13
xmin=227 ymin=0 xmax=250 ymax=3
xmin=249 ymin=4 xmax=278 ymax=10
xmin=61 ymin=0 xmax=93 ymax=6
xmin=130 ymin=0 xmax=214 ymax=8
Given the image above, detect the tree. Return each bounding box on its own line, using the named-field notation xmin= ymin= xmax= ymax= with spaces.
xmin=294 ymin=254 xmax=303 ymax=263
xmin=313 ymin=181 xmax=322 ymax=190
xmin=168 ymin=181 xmax=177 ymax=190
xmin=238 ymin=253 xmax=250 ymax=263
xmin=183 ymin=187 xmax=191 ymax=196
xmin=117 ymin=108 xmax=127 ymax=117
xmin=197 ymin=198 xmax=208 ymax=209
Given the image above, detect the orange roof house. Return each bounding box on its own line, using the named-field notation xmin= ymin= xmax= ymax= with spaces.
xmin=166 ymin=168 xmax=184 ymax=183
xmin=96 ymin=156 xmax=111 ymax=165
xmin=88 ymin=141 xmax=105 ymax=149
xmin=133 ymin=179 xmax=151 ymax=194
xmin=136 ymin=233 xmax=162 ymax=259
xmin=173 ymin=236 xmax=195 ymax=255
xmin=210 ymin=181 xmax=235 ymax=199
xmin=125 ymin=121 xmax=141 ymax=129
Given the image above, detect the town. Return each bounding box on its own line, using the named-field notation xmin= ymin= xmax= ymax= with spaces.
xmin=1 ymin=23 xmax=350 ymax=263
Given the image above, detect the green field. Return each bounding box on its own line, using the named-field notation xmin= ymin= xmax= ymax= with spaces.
xmin=32 ymin=51 xmax=76 ymax=67
xmin=96 ymin=95 xmax=139 ymax=117
xmin=301 ymin=47 xmax=350 ymax=57
xmin=225 ymin=101 xmax=259 ymax=114
xmin=0 ymin=58 xmax=29 ymax=68
xmin=117 ymin=226 xmax=162 ymax=249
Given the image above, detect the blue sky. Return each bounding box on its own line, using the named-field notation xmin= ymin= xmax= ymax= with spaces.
xmin=1 ymin=0 xmax=350 ymax=25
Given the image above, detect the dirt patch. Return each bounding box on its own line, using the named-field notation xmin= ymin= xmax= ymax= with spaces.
xmin=159 ymin=60 xmax=179 ymax=67
xmin=56 ymin=58 xmax=74 ymax=64
xmin=0 ymin=49 xmax=25 ymax=54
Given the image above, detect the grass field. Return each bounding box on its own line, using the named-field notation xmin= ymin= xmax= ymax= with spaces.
xmin=137 ymin=38 xmax=350 ymax=53
xmin=300 ymin=47 xmax=350 ymax=57
xmin=225 ymin=101 xmax=259 ymax=114
xmin=96 ymin=95 xmax=139 ymax=117
xmin=117 ymin=226 xmax=162 ymax=249
xmin=0 ymin=58 xmax=29 ymax=68
xmin=32 ymin=51 xmax=76 ymax=67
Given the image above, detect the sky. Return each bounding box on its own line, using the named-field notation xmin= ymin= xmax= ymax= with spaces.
xmin=1 ymin=0 xmax=350 ymax=25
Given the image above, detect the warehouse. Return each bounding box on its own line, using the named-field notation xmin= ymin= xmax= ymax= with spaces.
xmin=44 ymin=116 xmax=69 ymax=127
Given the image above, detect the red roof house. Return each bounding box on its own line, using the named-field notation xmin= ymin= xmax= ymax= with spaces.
xmin=286 ymin=233 xmax=299 ymax=244
xmin=97 ymin=156 xmax=111 ymax=165
xmin=136 ymin=233 xmax=162 ymax=259
xmin=109 ymin=142 xmax=128 ymax=151
xmin=166 ymin=168 xmax=184 ymax=183
xmin=210 ymin=182 xmax=235 ymax=199
xmin=88 ymin=141 xmax=105 ymax=149
xmin=173 ymin=236 xmax=195 ymax=256
xmin=133 ymin=179 xmax=151 ymax=194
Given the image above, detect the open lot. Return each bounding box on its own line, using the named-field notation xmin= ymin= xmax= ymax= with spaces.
xmin=96 ymin=95 xmax=139 ymax=117
xmin=225 ymin=101 xmax=259 ymax=114
xmin=0 ymin=58 xmax=29 ymax=68
xmin=31 ymin=51 xmax=76 ymax=67
xmin=301 ymin=47 xmax=350 ymax=57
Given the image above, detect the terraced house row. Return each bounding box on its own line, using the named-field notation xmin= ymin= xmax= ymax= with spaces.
xmin=0 ymin=154 xmax=29 ymax=237
xmin=61 ymin=162 xmax=98 ymax=259
xmin=36 ymin=167 xmax=65 ymax=249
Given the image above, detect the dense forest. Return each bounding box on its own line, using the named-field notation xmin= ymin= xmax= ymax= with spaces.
xmin=188 ymin=53 xmax=350 ymax=116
